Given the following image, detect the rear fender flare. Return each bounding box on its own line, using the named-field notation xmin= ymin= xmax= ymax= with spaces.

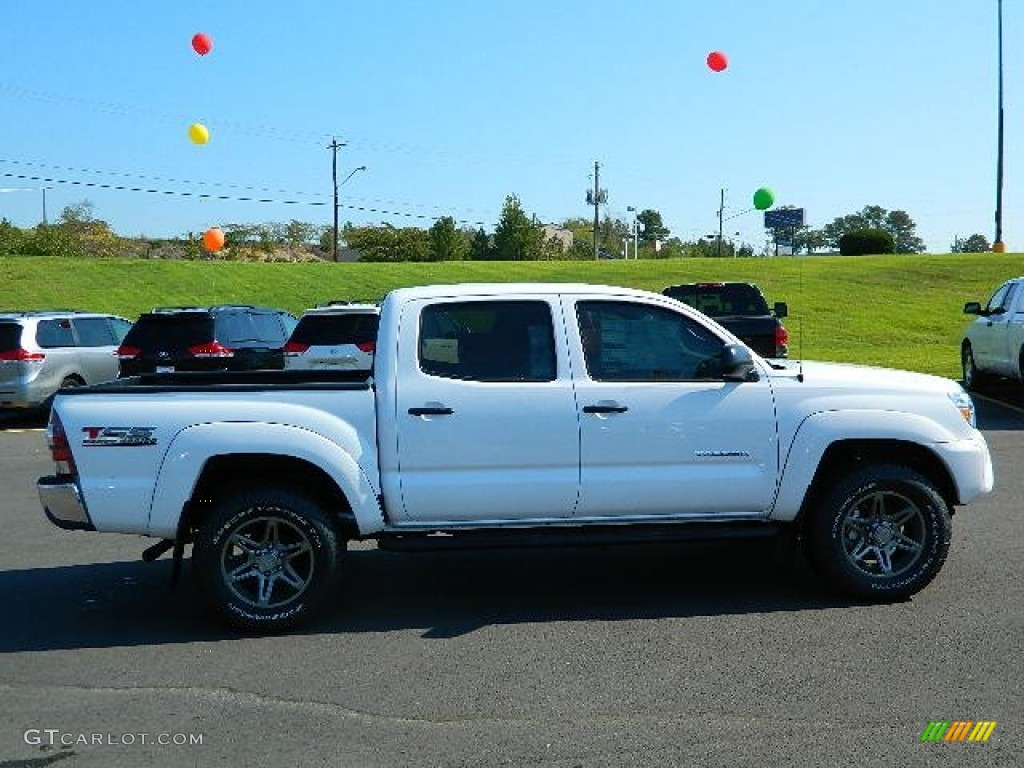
xmin=148 ymin=422 xmax=383 ymax=538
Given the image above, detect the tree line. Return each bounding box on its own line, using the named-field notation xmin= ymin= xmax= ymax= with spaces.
xmin=0 ymin=196 xmax=993 ymax=261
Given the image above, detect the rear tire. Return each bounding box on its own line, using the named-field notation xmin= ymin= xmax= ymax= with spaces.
xmin=193 ymin=487 xmax=343 ymax=632
xmin=805 ymin=464 xmax=951 ymax=600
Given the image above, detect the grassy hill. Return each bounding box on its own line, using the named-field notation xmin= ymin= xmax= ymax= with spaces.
xmin=2 ymin=253 xmax=1023 ymax=379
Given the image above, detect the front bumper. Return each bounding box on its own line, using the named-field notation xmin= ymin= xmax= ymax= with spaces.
xmin=37 ymin=475 xmax=94 ymax=531
xmin=936 ymin=434 xmax=995 ymax=505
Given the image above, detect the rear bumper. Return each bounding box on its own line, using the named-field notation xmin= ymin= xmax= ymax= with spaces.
xmin=0 ymin=381 xmax=50 ymax=408
xmin=37 ymin=475 xmax=94 ymax=531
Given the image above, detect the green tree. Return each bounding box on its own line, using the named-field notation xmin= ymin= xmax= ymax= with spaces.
xmin=469 ymin=227 xmax=492 ymax=261
xmin=346 ymin=224 xmax=431 ymax=262
xmin=55 ymin=199 xmax=121 ymax=257
xmin=0 ymin=218 xmax=27 ymax=255
xmin=819 ymin=205 xmax=925 ymax=253
xmin=951 ymin=233 xmax=991 ymax=253
xmin=492 ymin=195 xmax=542 ymax=260
xmin=636 ymin=209 xmax=669 ymax=243
xmin=283 ymin=219 xmax=318 ymax=247
xmin=429 ymin=216 xmax=468 ymax=261
xmin=885 ymin=210 xmax=925 ymax=253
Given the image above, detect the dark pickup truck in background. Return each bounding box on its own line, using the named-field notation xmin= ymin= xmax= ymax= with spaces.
xmin=662 ymin=282 xmax=789 ymax=358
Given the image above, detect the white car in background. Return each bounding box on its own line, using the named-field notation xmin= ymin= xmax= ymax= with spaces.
xmin=961 ymin=276 xmax=1024 ymax=390
xmin=283 ymin=302 xmax=380 ymax=371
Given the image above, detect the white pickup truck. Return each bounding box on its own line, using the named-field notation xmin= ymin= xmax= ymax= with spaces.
xmin=962 ymin=276 xmax=1024 ymax=390
xmin=38 ymin=283 xmax=993 ymax=631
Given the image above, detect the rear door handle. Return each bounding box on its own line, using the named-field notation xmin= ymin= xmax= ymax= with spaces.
xmin=408 ymin=406 xmax=454 ymax=416
xmin=583 ymin=404 xmax=628 ymax=414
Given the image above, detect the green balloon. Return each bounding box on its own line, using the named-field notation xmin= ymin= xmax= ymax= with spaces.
xmin=753 ymin=187 xmax=775 ymax=210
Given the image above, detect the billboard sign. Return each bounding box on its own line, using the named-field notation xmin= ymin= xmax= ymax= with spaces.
xmin=764 ymin=208 xmax=806 ymax=229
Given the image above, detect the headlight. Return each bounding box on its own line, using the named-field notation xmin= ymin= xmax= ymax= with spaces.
xmin=949 ymin=389 xmax=976 ymax=428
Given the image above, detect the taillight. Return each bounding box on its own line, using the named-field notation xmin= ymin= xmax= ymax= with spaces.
xmin=775 ymin=324 xmax=790 ymax=357
xmin=187 ymin=341 xmax=234 ymax=358
xmin=116 ymin=344 xmax=142 ymax=360
xmin=356 ymin=341 xmax=376 ymax=354
xmin=283 ymin=341 xmax=309 ymax=355
xmin=47 ymin=410 xmax=77 ymax=476
xmin=0 ymin=348 xmax=45 ymax=361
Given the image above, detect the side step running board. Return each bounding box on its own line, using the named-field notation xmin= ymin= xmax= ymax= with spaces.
xmin=376 ymin=521 xmax=789 ymax=552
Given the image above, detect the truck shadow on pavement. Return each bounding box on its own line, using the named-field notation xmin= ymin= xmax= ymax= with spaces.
xmin=0 ymin=540 xmax=864 ymax=652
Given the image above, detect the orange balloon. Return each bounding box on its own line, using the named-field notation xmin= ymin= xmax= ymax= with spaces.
xmin=203 ymin=227 xmax=226 ymax=252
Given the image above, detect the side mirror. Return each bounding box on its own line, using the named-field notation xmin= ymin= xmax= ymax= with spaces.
xmin=773 ymin=301 xmax=788 ymax=319
xmin=963 ymin=302 xmax=983 ymax=316
xmin=720 ymin=343 xmax=759 ymax=382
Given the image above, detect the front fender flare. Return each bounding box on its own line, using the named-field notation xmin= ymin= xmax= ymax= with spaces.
xmin=771 ymin=410 xmax=957 ymax=521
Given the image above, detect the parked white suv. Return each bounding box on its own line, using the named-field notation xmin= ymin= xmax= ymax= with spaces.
xmin=0 ymin=310 xmax=132 ymax=409
xmin=283 ymin=302 xmax=379 ymax=371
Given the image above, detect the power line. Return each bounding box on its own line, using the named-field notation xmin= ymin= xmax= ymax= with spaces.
xmin=0 ymin=171 xmax=490 ymax=227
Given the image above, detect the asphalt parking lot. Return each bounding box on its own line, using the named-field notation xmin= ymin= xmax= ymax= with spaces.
xmin=0 ymin=394 xmax=1021 ymax=767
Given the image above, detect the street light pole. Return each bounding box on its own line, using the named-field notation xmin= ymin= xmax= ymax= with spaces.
xmin=994 ymin=0 xmax=1006 ymax=252
xmin=627 ymin=205 xmax=638 ymax=259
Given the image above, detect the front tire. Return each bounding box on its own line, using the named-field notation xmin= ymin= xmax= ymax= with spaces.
xmin=193 ymin=487 xmax=342 ymax=631
xmin=961 ymin=342 xmax=987 ymax=392
xmin=806 ymin=465 xmax=951 ymax=600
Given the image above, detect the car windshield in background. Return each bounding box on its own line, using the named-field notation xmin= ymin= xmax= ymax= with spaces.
xmin=122 ymin=314 xmax=213 ymax=351
xmin=290 ymin=314 xmax=379 ymax=346
xmin=665 ymin=284 xmax=770 ymax=317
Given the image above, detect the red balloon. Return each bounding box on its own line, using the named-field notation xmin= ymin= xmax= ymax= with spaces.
xmin=192 ymin=33 xmax=213 ymax=56
xmin=706 ymin=51 xmax=728 ymax=72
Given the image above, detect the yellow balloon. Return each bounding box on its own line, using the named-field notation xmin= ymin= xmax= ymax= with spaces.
xmin=188 ymin=123 xmax=210 ymax=145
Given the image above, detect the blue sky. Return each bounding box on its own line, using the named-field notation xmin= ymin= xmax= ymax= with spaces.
xmin=1 ymin=1 xmax=1019 ymax=253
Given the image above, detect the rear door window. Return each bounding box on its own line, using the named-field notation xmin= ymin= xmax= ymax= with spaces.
xmin=418 ymin=300 xmax=555 ymax=382
xmin=73 ymin=317 xmax=117 ymax=347
xmin=36 ymin=318 xmax=76 ymax=348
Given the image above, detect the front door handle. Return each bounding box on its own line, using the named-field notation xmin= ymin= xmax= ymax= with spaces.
xmin=583 ymin=403 xmax=628 ymax=414
xmin=408 ymin=406 xmax=454 ymax=416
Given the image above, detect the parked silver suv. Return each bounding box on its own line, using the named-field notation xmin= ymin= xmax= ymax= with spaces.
xmin=0 ymin=310 xmax=132 ymax=409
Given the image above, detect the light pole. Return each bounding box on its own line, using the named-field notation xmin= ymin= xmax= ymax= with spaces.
xmin=332 ymin=164 xmax=366 ymax=262
xmin=994 ymin=0 xmax=1006 ymax=252
xmin=626 ymin=205 xmax=638 ymax=259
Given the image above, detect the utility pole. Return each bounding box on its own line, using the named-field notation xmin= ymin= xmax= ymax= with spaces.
xmin=41 ymin=187 xmax=47 ymax=226
xmin=585 ymin=161 xmax=607 ymax=259
xmin=994 ymin=0 xmax=1005 ymax=252
xmin=717 ymin=188 xmax=725 ymax=257
xmin=328 ymin=137 xmax=345 ymax=262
